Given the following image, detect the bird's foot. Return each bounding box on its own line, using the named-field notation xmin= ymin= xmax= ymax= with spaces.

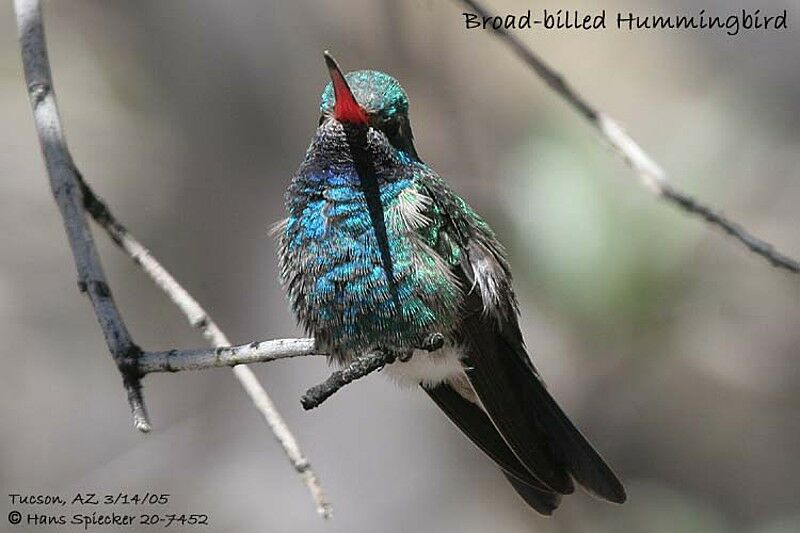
xmin=381 ymin=334 xmax=445 ymax=365
xmin=375 ymin=347 xmax=403 ymax=364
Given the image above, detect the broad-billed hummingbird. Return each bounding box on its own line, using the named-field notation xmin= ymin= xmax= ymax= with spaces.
xmin=277 ymin=52 xmax=626 ymax=514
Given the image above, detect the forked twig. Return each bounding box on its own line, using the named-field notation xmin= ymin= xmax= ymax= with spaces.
xmin=14 ymin=0 xmax=330 ymax=518
xmin=80 ymin=180 xmax=331 ymax=518
xmin=14 ymin=0 xmax=151 ymax=432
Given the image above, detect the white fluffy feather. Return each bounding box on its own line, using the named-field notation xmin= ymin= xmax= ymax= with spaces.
xmin=383 ymin=345 xmax=466 ymax=388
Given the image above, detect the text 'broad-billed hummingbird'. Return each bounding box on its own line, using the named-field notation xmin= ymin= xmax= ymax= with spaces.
xmin=277 ymin=52 xmax=626 ymax=514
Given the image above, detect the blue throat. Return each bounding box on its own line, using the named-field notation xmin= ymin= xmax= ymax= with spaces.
xmin=344 ymin=125 xmax=399 ymax=305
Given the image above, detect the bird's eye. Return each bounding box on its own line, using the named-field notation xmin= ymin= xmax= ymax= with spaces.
xmin=379 ymin=116 xmax=400 ymax=138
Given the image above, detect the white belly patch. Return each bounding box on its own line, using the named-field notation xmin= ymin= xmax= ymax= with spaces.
xmin=383 ymin=345 xmax=467 ymax=388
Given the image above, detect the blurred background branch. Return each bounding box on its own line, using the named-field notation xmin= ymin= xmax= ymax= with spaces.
xmin=458 ymin=0 xmax=799 ymax=274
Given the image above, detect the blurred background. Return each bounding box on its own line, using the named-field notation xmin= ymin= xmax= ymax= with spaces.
xmin=1 ymin=0 xmax=798 ymax=531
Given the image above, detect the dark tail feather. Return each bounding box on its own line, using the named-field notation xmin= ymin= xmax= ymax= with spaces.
xmin=523 ymin=375 xmax=627 ymax=503
xmin=461 ymin=315 xmax=626 ymax=504
xmin=424 ymin=382 xmax=562 ymax=514
xmin=424 ymin=383 xmax=550 ymax=489
xmin=503 ymin=472 xmax=562 ymax=515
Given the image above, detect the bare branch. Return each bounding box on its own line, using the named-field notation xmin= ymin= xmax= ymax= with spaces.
xmin=141 ymin=338 xmax=392 ymax=410
xmin=14 ymin=0 xmax=330 ymax=518
xmin=457 ymin=0 xmax=799 ymax=274
xmin=301 ymin=353 xmax=395 ymax=410
xmin=78 ymin=148 xmax=332 ymax=520
xmin=14 ymin=0 xmax=151 ymax=432
xmin=140 ymin=338 xmax=320 ymax=374
xmin=141 ymin=335 xmax=391 ymax=413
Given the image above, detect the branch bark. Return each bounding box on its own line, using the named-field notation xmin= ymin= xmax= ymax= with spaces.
xmin=139 ymin=339 xmax=390 ymax=412
xmin=14 ymin=0 xmax=330 ymax=519
xmin=457 ymin=0 xmax=799 ymax=274
xmin=301 ymin=353 xmax=395 ymax=410
xmin=14 ymin=0 xmax=151 ymax=432
xmin=140 ymin=338 xmax=319 ymax=374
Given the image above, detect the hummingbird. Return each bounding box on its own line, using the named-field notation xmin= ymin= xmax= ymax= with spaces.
xmin=276 ymin=52 xmax=626 ymax=514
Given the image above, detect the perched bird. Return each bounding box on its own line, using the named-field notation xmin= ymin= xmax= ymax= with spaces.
xmin=276 ymin=52 xmax=626 ymax=514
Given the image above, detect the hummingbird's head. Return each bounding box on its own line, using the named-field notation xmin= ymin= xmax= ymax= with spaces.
xmin=319 ymin=51 xmax=420 ymax=161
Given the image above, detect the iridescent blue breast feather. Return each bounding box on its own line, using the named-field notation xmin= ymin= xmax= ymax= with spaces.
xmin=278 ymin=121 xmax=462 ymax=358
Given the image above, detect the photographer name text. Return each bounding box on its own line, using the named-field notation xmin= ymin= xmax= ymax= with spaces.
xmin=6 ymin=492 xmax=210 ymax=530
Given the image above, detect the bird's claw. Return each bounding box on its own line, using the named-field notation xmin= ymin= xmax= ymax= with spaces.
xmin=381 ymin=334 xmax=444 ymax=366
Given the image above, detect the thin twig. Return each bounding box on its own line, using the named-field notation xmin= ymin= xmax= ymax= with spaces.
xmin=78 ymin=173 xmax=332 ymax=519
xmin=301 ymin=353 xmax=396 ymax=410
xmin=457 ymin=0 xmax=799 ymax=274
xmin=14 ymin=0 xmax=151 ymax=432
xmin=140 ymin=338 xmax=320 ymax=374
